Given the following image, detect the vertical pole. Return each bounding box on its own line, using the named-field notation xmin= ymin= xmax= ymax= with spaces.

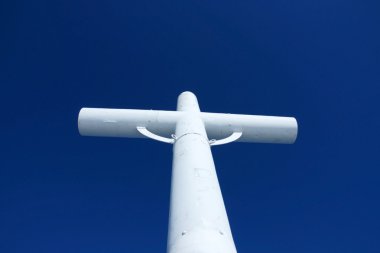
xmin=167 ymin=92 xmax=237 ymax=253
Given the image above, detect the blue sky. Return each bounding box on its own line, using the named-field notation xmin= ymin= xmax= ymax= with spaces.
xmin=1 ymin=0 xmax=379 ymax=252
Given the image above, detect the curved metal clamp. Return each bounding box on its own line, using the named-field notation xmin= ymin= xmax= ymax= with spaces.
xmin=209 ymin=131 xmax=242 ymax=146
xmin=137 ymin=126 xmax=175 ymax=144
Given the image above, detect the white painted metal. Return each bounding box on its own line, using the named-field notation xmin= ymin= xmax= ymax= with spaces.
xmin=78 ymin=108 xmax=297 ymax=144
xmin=209 ymin=131 xmax=242 ymax=146
xmin=137 ymin=126 xmax=175 ymax=144
xmin=78 ymin=91 xmax=298 ymax=253
xmin=167 ymin=92 xmax=237 ymax=253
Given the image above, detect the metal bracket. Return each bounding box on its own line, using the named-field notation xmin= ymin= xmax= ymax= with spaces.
xmin=209 ymin=131 xmax=242 ymax=146
xmin=137 ymin=126 xmax=175 ymax=144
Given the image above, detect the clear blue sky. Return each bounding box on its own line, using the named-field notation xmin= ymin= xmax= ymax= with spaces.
xmin=1 ymin=0 xmax=379 ymax=252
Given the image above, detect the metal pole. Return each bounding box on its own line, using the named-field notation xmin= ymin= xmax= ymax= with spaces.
xmin=167 ymin=92 xmax=237 ymax=253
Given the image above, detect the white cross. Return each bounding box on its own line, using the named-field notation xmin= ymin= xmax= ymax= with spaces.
xmin=78 ymin=91 xmax=297 ymax=253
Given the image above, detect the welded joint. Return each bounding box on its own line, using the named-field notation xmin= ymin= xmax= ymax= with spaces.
xmin=174 ymin=132 xmax=209 ymax=144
